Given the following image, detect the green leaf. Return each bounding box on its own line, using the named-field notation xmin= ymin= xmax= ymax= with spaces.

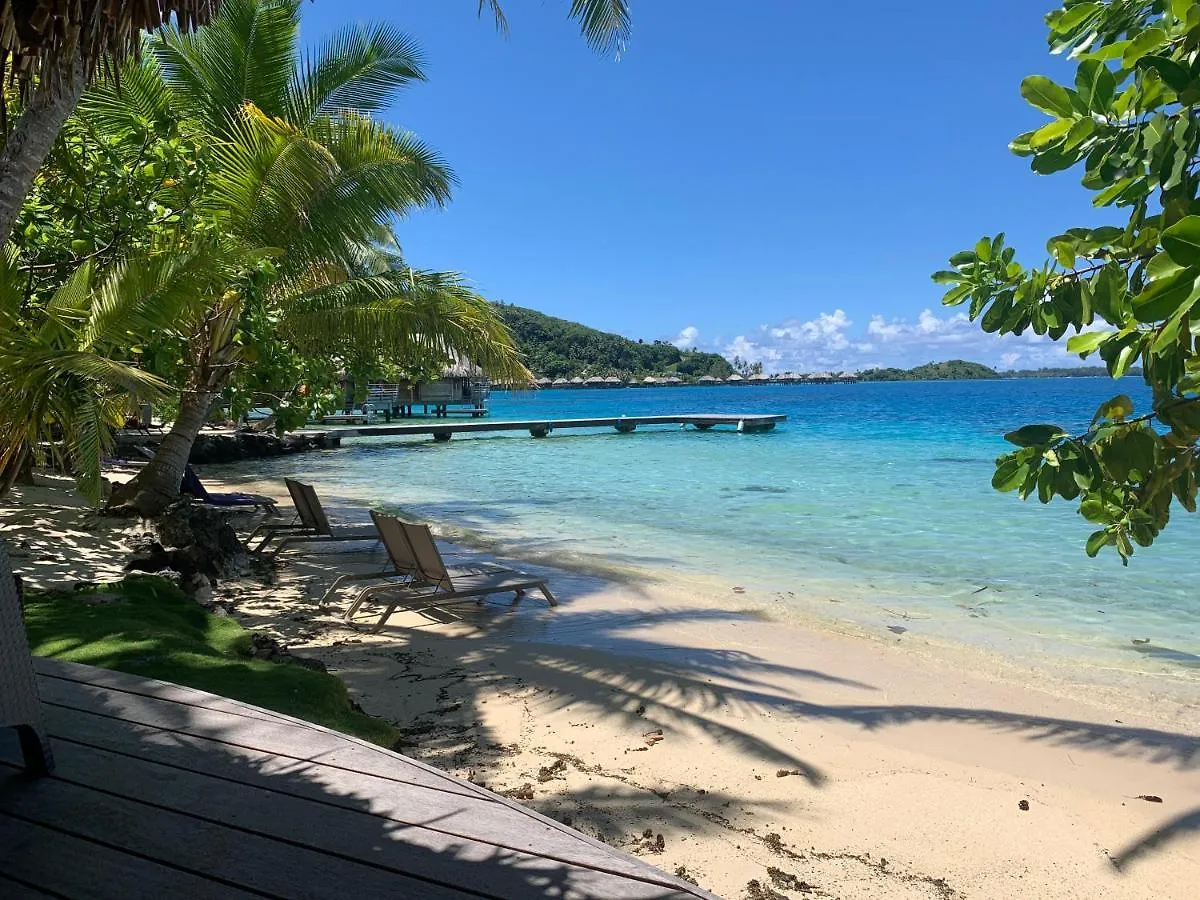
xmin=1066 ymin=330 xmax=1113 ymax=355
xmin=981 ymin=292 xmax=1013 ymax=332
xmin=1162 ymin=216 xmax=1200 ymax=267
xmin=1009 ymin=130 xmax=1037 ymax=157
xmin=1051 ymin=2 xmax=1100 ymax=34
xmin=1122 ymin=26 xmax=1167 ymax=67
xmin=1085 ymin=529 xmax=1110 ymax=557
xmin=1093 ymin=394 xmax=1134 ymax=424
xmin=1020 ymin=75 xmax=1076 ymax=117
xmin=1050 ymin=239 xmax=1076 ymax=268
xmin=992 ymin=457 xmax=1030 ymax=492
xmin=931 ymin=270 xmax=965 ymax=285
xmin=1030 ymin=118 xmax=1075 ymax=148
xmin=1132 ymin=268 xmax=1200 ymax=322
xmin=1137 ymin=55 xmax=1191 ymax=93
xmin=1075 ymin=59 xmax=1116 ymax=111
xmin=1004 ymin=423 xmax=1067 ymax=447
xmin=940 ymin=283 xmax=972 ymax=307
xmin=975 ymin=237 xmax=993 ymax=262
xmin=1146 ymin=251 xmax=1185 ymax=282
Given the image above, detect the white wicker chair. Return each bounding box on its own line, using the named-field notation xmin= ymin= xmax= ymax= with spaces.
xmin=0 ymin=537 xmax=53 ymax=773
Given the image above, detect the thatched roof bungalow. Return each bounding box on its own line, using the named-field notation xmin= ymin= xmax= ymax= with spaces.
xmin=726 ymin=374 xmax=744 ymax=383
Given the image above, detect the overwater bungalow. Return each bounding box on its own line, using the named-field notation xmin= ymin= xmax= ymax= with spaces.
xmin=697 ymin=374 xmax=719 ymax=384
xmin=583 ymin=375 xmax=607 ymax=387
xmin=726 ymin=373 xmax=744 ymax=383
xmin=569 ymin=376 xmax=586 ymax=386
xmin=534 ymin=377 xmax=553 ymax=388
xmin=663 ymin=376 xmax=684 ymax=385
xmin=643 ymin=376 xmax=659 ymax=385
xmin=551 ymin=377 xmax=569 ymax=387
xmin=604 ymin=376 xmax=624 ymax=387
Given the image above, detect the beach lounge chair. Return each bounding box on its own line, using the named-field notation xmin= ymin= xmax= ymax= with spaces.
xmin=180 ymin=465 xmax=280 ymax=515
xmin=342 ymin=515 xmax=555 ymax=632
xmin=258 ymin=480 xmax=379 ymax=558
xmin=0 ymin=538 xmax=53 ymax=774
xmin=318 ymin=510 xmax=503 ymax=605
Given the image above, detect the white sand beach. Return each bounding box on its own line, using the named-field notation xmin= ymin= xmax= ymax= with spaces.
xmin=4 ymin=475 xmax=1198 ymax=899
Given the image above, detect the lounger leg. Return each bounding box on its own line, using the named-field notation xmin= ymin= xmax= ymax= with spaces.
xmin=371 ymin=604 xmax=401 ymax=633
xmin=319 ymin=569 xmax=391 ymax=605
xmin=540 ymin=584 xmax=558 ymax=607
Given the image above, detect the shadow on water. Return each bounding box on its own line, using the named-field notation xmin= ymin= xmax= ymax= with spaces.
xmin=1126 ymin=642 xmax=1200 ymax=668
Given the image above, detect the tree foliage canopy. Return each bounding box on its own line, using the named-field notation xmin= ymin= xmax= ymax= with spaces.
xmin=495 ymin=303 xmax=733 ymax=380
xmin=937 ymin=0 xmax=1200 ymax=562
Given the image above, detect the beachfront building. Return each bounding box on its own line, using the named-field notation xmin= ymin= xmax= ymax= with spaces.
xmin=365 ymin=358 xmax=491 ymax=419
xmin=726 ymin=373 xmax=744 ymax=383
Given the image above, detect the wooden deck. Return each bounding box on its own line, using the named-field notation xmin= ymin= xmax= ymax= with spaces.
xmin=331 ymin=413 xmax=787 ymax=441
xmin=0 ymin=659 xmax=716 ymax=899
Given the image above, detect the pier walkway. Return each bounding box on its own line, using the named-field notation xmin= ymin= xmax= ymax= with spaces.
xmin=328 ymin=412 xmax=786 ymax=441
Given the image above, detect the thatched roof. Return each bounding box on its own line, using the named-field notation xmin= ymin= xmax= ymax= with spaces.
xmin=0 ymin=1 xmax=221 ymax=96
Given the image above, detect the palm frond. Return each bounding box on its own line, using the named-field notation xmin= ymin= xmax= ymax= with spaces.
xmin=278 ymin=268 xmax=531 ymax=385
xmin=480 ymin=0 xmax=629 ymax=56
xmin=289 ymin=22 xmax=426 ymax=126
xmin=209 ymin=106 xmax=451 ymax=270
xmin=79 ymin=52 xmax=177 ymax=141
xmin=153 ymin=0 xmax=301 ymax=135
xmin=81 ymin=245 xmax=233 ymax=350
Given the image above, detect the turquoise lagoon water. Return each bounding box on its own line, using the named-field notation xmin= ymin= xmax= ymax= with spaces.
xmin=226 ymin=380 xmax=1200 ymax=674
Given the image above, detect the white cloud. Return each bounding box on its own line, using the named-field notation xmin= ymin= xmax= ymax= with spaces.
xmin=714 ymin=308 xmax=1087 ymax=373
xmin=671 ymin=325 xmax=700 ymax=349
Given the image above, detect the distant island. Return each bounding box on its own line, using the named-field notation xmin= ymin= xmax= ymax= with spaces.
xmin=494 ymin=304 xmax=1127 ymax=386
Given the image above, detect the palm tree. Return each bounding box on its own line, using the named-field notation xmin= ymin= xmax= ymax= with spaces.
xmin=0 ymin=244 xmax=230 ymax=502
xmin=0 ymin=0 xmax=632 ymax=255
xmin=93 ymin=0 xmax=529 ymax=516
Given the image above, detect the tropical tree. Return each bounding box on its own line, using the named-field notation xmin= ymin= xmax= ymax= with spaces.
xmin=936 ymin=0 xmax=1200 ymax=562
xmin=0 ymin=0 xmax=632 ymax=259
xmin=0 ymin=244 xmax=230 ymax=501
xmin=0 ymin=1 xmax=223 ymax=249
xmin=83 ymin=0 xmax=528 ymax=516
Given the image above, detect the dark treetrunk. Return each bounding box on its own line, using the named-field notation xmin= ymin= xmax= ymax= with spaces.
xmin=0 ymin=54 xmax=86 ymax=249
xmin=110 ymin=388 xmax=214 ymax=517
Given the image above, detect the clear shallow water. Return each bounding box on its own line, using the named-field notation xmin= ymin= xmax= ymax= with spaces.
xmin=227 ymin=380 xmax=1200 ymax=675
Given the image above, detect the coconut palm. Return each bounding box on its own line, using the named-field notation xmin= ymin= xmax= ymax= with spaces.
xmin=87 ymin=0 xmax=528 ymax=515
xmin=0 ymin=243 xmax=232 ymax=502
xmin=0 ymin=0 xmax=632 ymax=254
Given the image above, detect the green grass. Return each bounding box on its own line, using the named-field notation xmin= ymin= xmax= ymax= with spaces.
xmin=24 ymin=575 xmax=399 ymax=747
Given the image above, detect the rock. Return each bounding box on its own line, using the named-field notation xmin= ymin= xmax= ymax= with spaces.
xmin=1018 ymin=799 xmax=1030 ymax=811
xmin=126 ymin=502 xmax=250 ymax=592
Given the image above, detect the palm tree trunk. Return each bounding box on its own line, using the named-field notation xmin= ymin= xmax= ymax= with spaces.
xmin=110 ymin=389 xmax=213 ymax=516
xmin=0 ymin=55 xmax=86 ymax=248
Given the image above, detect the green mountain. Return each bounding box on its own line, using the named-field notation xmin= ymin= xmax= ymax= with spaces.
xmin=494 ymin=303 xmax=733 ymax=380
xmin=858 ymin=360 xmax=999 ymax=381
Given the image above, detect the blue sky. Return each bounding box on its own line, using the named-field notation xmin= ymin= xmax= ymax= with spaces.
xmin=300 ymin=1 xmax=1109 ymax=372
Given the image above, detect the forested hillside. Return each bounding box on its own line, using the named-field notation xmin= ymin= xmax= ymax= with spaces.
xmin=858 ymin=360 xmax=999 ymax=381
xmin=494 ymin=303 xmax=733 ymax=379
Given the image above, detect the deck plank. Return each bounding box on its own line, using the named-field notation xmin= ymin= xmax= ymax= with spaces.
xmin=0 ymin=768 xmax=503 ymax=899
xmin=7 ymin=718 xmax=695 ymax=897
xmin=36 ymin=675 xmax=485 ymax=799
xmin=0 ymin=812 xmax=265 ymax=900
xmin=0 ymin=874 xmax=61 ymax=898
xmin=15 ymin=661 xmax=715 ymax=898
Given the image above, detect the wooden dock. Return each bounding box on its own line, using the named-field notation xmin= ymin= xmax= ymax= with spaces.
xmin=1 ymin=658 xmax=716 ymax=899
xmin=330 ymin=413 xmax=786 ymax=442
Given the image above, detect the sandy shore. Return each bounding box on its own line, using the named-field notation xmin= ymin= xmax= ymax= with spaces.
xmin=4 ymin=474 xmax=1198 ymax=899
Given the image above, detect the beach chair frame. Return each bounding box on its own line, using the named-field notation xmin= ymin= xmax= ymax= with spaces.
xmin=342 ymin=516 xmax=555 ymax=632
